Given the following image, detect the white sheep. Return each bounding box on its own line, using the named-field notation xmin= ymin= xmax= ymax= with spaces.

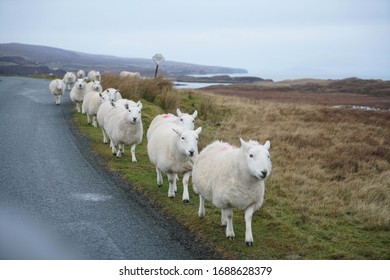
xmin=104 ymin=101 xmax=143 ymax=162
xmin=119 ymin=71 xmax=141 ymax=79
xmin=147 ymin=123 xmax=202 ymax=203
xmin=82 ymin=91 xmax=108 ymax=127
xmin=87 ymin=70 xmax=101 ymax=82
xmin=82 ymin=81 xmax=103 ymax=114
xmin=70 ymin=78 xmax=87 ymax=113
xmin=147 ymin=109 xmax=198 ymax=141
xmin=97 ymin=99 xmax=135 ymax=147
xmin=48 ymin=79 xmax=66 ymax=105
xmin=76 ymin=70 xmax=86 ymax=78
xmin=96 ymin=89 xmax=123 ymax=144
xmin=192 ymin=139 xmax=272 ymax=246
xmin=63 ymin=72 xmax=77 ymax=90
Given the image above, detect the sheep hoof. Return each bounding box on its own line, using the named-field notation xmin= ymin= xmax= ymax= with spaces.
xmin=227 ymin=236 xmax=235 ymax=240
xmin=157 ymin=184 xmax=163 ymax=188
xmin=246 ymin=242 xmax=254 ymax=246
xmin=168 ymin=196 xmax=175 ymax=199
xmin=182 ymin=199 xmax=189 ymax=203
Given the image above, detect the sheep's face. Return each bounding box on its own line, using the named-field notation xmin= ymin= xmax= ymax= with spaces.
xmin=77 ymin=70 xmax=85 ymax=78
xmin=64 ymin=72 xmax=75 ymax=82
xmin=125 ymin=102 xmax=142 ymax=124
xmin=75 ymin=79 xmax=86 ymax=89
xmin=106 ymin=89 xmax=120 ymax=101
xmin=173 ymin=127 xmax=202 ymax=157
xmin=91 ymin=81 xmax=102 ymax=91
xmin=240 ymin=139 xmax=272 ymax=180
xmin=99 ymin=92 xmax=110 ymax=102
xmin=177 ymin=109 xmax=198 ymax=130
xmin=56 ymin=80 xmax=65 ymax=92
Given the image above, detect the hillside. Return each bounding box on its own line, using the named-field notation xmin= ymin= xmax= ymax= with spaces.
xmin=0 ymin=43 xmax=247 ymax=77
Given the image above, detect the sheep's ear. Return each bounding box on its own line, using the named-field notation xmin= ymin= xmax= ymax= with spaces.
xmin=195 ymin=127 xmax=202 ymax=135
xmin=125 ymin=103 xmax=129 ymax=110
xmin=240 ymin=138 xmax=249 ymax=151
xmin=192 ymin=110 xmax=198 ymax=119
xmin=264 ymin=140 xmax=271 ymax=150
xmin=172 ymin=127 xmax=183 ymax=137
xmin=176 ymin=108 xmax=183 ymax=117
xmin=137 ymin=101 xmax=143 ymax=109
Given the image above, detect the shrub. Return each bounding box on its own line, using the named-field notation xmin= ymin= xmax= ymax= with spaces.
xmin=102 ymin=74 xmax=173 ymax=102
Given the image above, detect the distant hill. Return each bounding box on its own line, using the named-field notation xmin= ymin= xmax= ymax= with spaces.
xmin=0 ymin=43 xmax=247 ymax=77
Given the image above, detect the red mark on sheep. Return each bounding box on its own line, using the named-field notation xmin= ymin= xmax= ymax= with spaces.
xmin=219 ymin=145 xmax=237 ymax=152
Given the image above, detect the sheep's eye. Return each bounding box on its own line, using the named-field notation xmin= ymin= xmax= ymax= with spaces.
xmin=196 ymin=138 xmax=199 ymax=141
xmin=181 ymin=137 xmax=185 ymax=140
xmin=192 ymin=120 xmax=195 ymax=123
xmin=180 ymin=118 xmax=183 ymax=122
xmin=249 ymin=154 xmax=254 ymax=158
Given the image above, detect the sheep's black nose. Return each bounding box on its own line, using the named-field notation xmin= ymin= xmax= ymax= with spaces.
xmin=261 ymin=170 xmax=268 ymax=177
xmin=133 ymin=117 xmax=137 ymax=122
xmin=189 ymin=150 xmax=195 ymax=156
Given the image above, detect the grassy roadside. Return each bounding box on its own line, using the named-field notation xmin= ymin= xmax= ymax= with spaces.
xmin=72 ymin=75 xmax=390 ymax=259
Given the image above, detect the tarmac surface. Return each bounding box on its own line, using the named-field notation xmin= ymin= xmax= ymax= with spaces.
xmin=0 ymin=76 xmax=218 ymax=260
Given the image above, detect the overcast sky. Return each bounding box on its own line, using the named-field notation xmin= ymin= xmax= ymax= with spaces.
xmin=1 ymin=0 xmax=389 ymax=80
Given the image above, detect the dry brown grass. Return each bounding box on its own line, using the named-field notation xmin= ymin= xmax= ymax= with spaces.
xmin=194 ymin=92 xmax=390 ymax=231
xmin=102 ymin=74 xmax=173 ymax=104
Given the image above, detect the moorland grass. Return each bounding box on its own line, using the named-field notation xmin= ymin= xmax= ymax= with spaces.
xmin=72 ymin=75 xmax=390 ymax=259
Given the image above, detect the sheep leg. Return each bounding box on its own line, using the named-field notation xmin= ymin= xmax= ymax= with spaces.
xmin=76 ymin=102 xmax=81 ymax=113
xmin=167 ymin=173 xmax=177 ymax=198
xmin=175 ymin=174 xmax=180 ymax=191
xmin=156 ymin=167 xmax=163 ymax=187
xmin=221 ymin=209 xmax=227 ymax=226
xmin=223 ymin=208 xmax=235 ymax=240
xmin=198 ymin=194 xmax=205 ymax=218
xmin=244 ymin=205 xmax=256 ymax=246
xmin=87 ymin=114 xmax=91 ymax=125
xmin=111 ymin=139 xmax=117 ymax=155
xmin=116 ymin=143 xmax=124 ymax=157
xmin=101 ymin=128 xmax=108 ymax=144
xmin=130 ymin=144 xmax=137 ymax=162
xmin=181 ymin=171 xmax=190 ymax=203
xmin=92 ymin=116 xmax=97 ymax=127
xmin=55 ymin=95 xmax=61 ymax=105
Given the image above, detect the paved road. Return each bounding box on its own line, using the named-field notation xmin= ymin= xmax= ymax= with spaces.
xmin=0 ymin=76 xmax=214 ymax=260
